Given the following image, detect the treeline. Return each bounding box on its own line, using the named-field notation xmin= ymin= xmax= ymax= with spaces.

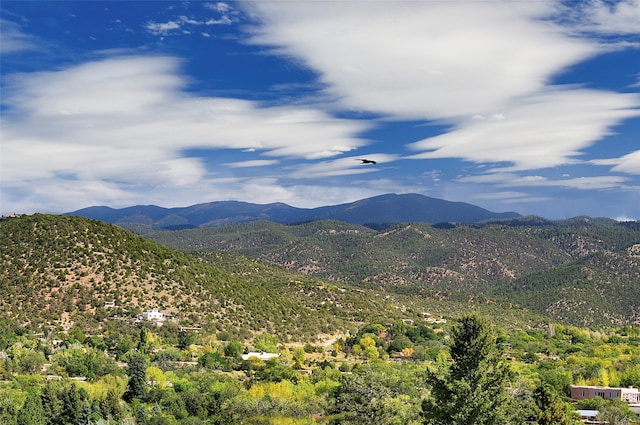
xmin=1 ymin=315 xmax=639 ymax=424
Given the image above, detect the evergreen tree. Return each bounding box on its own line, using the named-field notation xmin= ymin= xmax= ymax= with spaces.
xmin=100 ymin=387 xmax=123 ymax=422
xmin=59 ymin=383 xmax=89 ymax=425
xmin=17 ymin=389 xmax=45 ymax=425
xmin=137 ymin=327 xmax=150 ymax=354
xmin=331 ymin=363 xmax=396 ymax=424
xmin=124 ymin=352 xmax=148 ymax=402
xmin=531 ymin=384 xmax=580 ymax=425
xmin=40 ymin=381 xmax=62 ymax=425
xmin=421 ymin=314 xmax=512 ymax=425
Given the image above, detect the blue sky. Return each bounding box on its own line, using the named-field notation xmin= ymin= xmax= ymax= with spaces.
xmin=1 ymin=1 xmax=639 ymax=220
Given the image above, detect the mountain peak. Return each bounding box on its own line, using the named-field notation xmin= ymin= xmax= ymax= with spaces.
xmin=66 ymin=193 xmax=521 ymax=230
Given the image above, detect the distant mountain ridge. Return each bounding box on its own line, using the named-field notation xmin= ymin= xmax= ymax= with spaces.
xmin=66 ymin=193 xmax=521 ymax=229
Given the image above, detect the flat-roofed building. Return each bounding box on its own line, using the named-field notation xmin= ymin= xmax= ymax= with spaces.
xmin=571 ymin=385 xmax=640 ymax=403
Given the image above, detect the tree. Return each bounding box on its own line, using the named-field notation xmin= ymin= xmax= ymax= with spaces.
xmin=576 ymin=397 xmax=635 ymax=425
xmin=40 ymin=381 xmax=62 ymax=425
xmin=59 ymin=383 xmax=90 ymax=425
xmin=124 ymin=352 xmax=148 ymax=402
xmin=0 ymin=392 xmax=18 ymax=425
xmin=224 ymin=340 xmax=244 ymax=360
xmin=421 ymin=314 xmax=512 ymax=425
xmin=331 ymin=363 xmax=394 ymax=424
xmin=253 ymin=333 xmax=279 ymax=353
xmin=530 ymin=383 xmax=580 ymax=425
xmin=100 ymin=388 xmax=123 ymax=422
xmin=17 ymin=389 xmax=45 ymax=425
xmin=138 ymin=327 xmax=151 ymax=354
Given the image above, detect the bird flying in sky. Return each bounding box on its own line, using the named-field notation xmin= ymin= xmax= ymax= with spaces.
xmin=358 ymin=159 xmax=377 ymax=164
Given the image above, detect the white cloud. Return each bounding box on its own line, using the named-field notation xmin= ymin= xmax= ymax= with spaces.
xmin=288 ymin=154 xmax=399 ymax=179
xmin=407 ymin=88 xmax=640 ymax=170
xmin=224 ymin=159 xmax=279 ymax=168
xmin=576 ymin=0 xmax=640 ymax=34
xmin=243 ymin=1 xmax=640 ymax=174
xmin=0 ymin=19 xmax=38 ymax=54
xmin=0 ymin=56 xmax=372 ymax=212
xmin=591 ymin=150 xmax=640 ymax=174
xmin=146 ymin=20 xmax=182 ymax=36
xmin=206 ymin=17 xmax=233 ymax=25
xmin=471 ymin=191 xmax=531 ymax=200
xmin=243 ymin=1 xmax=599 ymax=120
xmin=146 ymin=9 xmax=234 ymax=36
xmin=205 ymin=2 xmax=232 ymax=14
xmin=457 ymin=172 xmax=629 ymax=190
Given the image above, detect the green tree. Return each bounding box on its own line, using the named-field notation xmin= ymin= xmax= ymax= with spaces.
xmin=331 ymin=363 xmax=395 ymax=424
xmin=138 ymin=327 xmax=151 ymax=354
xmin=576 ymin=397 xmax=634 ymax=425
xmin=0 ymin=392 xmax=18 ymax=425
xmin=124 ymin=353 xmax=148 ymax=402
xmin=58 ymin=383 xmax=90 ymax=425
xmin=177 ymin=331 xmax=198 ymax=351
xmin=41 ymin=381 xmax=61 ymax=425
xmin=17 ymin=389 xmax=45 ymax=425
xmin=421 ymin=314 xmax=512 ymax=425
xmin=253 ymin=333 xmax=279 ymax=353
xmin=100 ymin=388 xmax=123 ymax=422
xmin=530 ymin=383 xmax=580 ymax=425
xmin=224 ymin=340 xmax=244 ymax=360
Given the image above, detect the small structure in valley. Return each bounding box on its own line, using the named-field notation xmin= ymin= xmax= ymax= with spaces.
xmin=137 ymin=308 xmax=166 ymax=326
xmin=241 ymin=352 xmax=280 ymax=361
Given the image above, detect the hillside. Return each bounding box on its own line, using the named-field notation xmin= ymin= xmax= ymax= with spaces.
xmin=0 ymin=214 xmax=378 ymax=341
xmin=66 ymin=193 xmax=521 ymax=230
xmin=1 ymin=214 xmax=552 ymax=343
xmin=147 ymin=217 xmax=640 ymax=326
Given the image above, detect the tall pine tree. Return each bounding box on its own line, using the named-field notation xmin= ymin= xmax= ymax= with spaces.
xmin=421 ymin=314 xmax=512 ymax=425
xmin=531 ymin=384 xmax=581 ymax=425
xmin=124 ymin=352 xmax=148 ymax=402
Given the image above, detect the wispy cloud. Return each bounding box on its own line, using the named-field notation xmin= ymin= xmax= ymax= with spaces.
xmin=457 ymin=172 xmax=629 ymax=190
xmin=0 ymin=19 xmax=38 ymax=54
xmin=243 ymin=1 xmax=640 ymax=173
xmin=573 ymin=0 xmax=640 ymax=34
xmin=243 ymin=1 xmax=599 ymax=120
xmin=590 ymin=150 xmax=640 ymax=174
xmin=146 ymin=3 xmax=237 ymax=36
xmin=1 ymin=56 xmax=371 ymax=211
xmin=407 ymin=88 xmax=640 ymax=171
xmin=224 ymin=159 xmax=279 ymax=168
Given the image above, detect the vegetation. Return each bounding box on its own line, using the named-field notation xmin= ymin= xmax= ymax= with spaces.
xmin=422 ymin=314 xmax=512 ymax=424
xmin=1 ymin=214 xmax=639 ymax=423
xmin=0 ymin=314 xmax=638 ymax=423
xmin=148 ymin=216 xmax=640 ymax=326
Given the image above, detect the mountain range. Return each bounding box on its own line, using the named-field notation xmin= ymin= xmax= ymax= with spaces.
xmin=66 ymin=193 xmax=521 ymax=230
xmin=146 ymin=216 xmax=640 ymax=327
xmin=3 ymin=195 xmax=638 ymax=340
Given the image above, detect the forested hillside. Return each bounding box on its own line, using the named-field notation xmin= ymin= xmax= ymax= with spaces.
xmin=147 ymin=217 xmax=640 ymax=326
xmin=0 ymin=214 xmax=551 ymax=338
xmin=0 ymin=214 xmax=397 ymax=341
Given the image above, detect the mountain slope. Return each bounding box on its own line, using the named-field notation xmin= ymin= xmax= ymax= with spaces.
xmin=147 ymin=217 xmax=640 ymax=326
xmin=0 ymin=214 xmax=408 ymax=340
xmin=66 ymin=193 xmax=521 ymax=230
xmin=0 ymin=214 xmax=555 ymax=338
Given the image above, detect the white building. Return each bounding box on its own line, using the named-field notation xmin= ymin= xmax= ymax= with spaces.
xmin=241 ymin=352 xmax=280 ymax=361
xmin=142 ymin=309 xmax=165 ymax=321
